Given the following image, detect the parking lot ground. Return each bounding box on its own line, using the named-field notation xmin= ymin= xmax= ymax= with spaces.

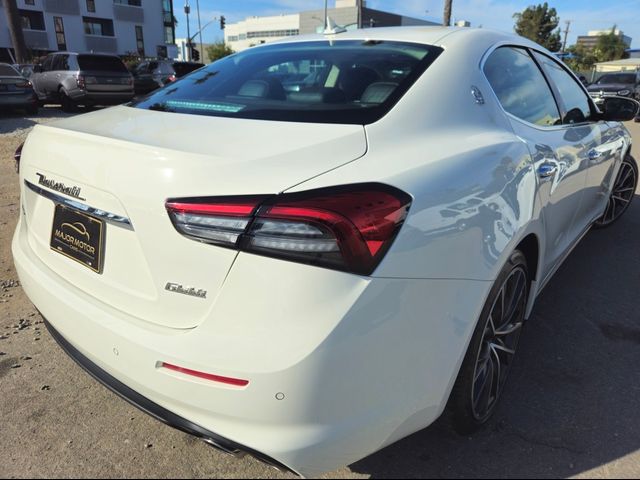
xmin=0 ymin=114 xmax=639 ymax=479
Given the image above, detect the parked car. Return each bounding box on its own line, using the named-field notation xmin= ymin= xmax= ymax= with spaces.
xmin=133 ymin=60 xmax=204 ymax=94
xmin=31 ymin=52 xmax=134 ymax=111
xmin=587 ymin=71 xmax=640 ymax=105
xmin=0 ymin=63 xmax=38 ymax=114
xmin=12 ymin=28 xmax=639 ymax=477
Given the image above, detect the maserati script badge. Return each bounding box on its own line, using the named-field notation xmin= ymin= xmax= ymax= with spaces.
xmin=37 ymin=173 xmax=85 ymax=201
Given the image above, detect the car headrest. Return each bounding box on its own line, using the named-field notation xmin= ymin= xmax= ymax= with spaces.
xmin=360 ymin=82 xmax=398 ymax=104
xmin=238 ymin=80 xmax=269 ymax=97
xmin=237 ymin=78 xmax=287 ymax=100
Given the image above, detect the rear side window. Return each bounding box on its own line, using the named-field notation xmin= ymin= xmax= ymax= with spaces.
xmin=133 ymin=40 xmax=442 ymax=125
xmin=484 ymin=47 xmax=560 ymax=127
xmin=42 ymin=55 xmax=53 ymax=72
xmin=0 ymin=64 xmax=19 ymax=76
xmin=52 ymin=54 xmax=70 ymax=71
xmin=158 ymin=62 xmax=174 ymax=75
xmin=533 ymin=52 xmax=593 ymax=124
xmin=78 ymin=54 xmax=128 ymax=73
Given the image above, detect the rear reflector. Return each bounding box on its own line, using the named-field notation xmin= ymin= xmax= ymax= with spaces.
xmin=161 ymin=362 xmax=249 ymax=387
xmin=166 ymin=184 xmax=412 ymax=276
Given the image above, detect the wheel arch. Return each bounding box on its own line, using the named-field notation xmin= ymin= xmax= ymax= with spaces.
xmin=515 ymin=233 xmax=540 ymax=284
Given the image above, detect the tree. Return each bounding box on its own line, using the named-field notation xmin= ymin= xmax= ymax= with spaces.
xmin=593 ymin=26 xmax=628 ymax=63
xmin=564 ymin=43 xmax=598 ymax=72
xmin=3 ymin=0 xmax=27 ymax=63
xmin=513 ymin=3 xmax=562 ymax=52
xmin=443 ymin=0 xmax=452 ymax=26
xmin=205 ymin=42 xmax=234 ymax=63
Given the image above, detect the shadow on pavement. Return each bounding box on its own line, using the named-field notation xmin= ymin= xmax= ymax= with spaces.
xmin=0 ymin=106 xmax=108 ymax=135
xmin=351 ymin=194 xmax=640 ymax=478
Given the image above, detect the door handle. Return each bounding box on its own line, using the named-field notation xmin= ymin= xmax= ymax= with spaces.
xmin=537 ymin=162 xmax=558 ymax=179
xmin=588 ymin=149 xmax=603 ymax=161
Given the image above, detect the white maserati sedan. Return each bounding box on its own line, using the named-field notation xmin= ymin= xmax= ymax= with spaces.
xmin=12 ymin=27 xmax=638 ymax=476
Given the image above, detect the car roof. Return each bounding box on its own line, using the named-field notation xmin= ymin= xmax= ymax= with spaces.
xmin=264 ymin=26 xmax=540 ymax=50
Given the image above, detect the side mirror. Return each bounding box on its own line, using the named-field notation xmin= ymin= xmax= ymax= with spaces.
xmin=600 ymin=97 xmax=640 ymax=122
xmin=33 ymin=64 xmax=43 ymax=73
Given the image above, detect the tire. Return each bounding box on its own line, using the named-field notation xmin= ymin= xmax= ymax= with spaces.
xmin=447 ymin=250 xmax=529 ymax=435
xmin=60 ymin=90 xmax=77 ymax=113
xmin=593 ymin=155 xmax=638 ymax=229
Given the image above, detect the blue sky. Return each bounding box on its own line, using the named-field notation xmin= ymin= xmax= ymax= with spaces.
xmin=175 ymin=0 xmax=640 ymax=49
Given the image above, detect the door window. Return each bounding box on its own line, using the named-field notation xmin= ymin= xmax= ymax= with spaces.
xmin=484 ymin=47 xmax=561 ymax=127
xmin=532 ymin=52 xmax=594 ymax=125
xmin=42 ymin=55 xmax=54 ymax=72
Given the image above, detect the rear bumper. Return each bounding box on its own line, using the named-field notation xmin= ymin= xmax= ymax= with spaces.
xmin=0 ymin=91 xmax=37 ymax=108
xmin=12 ymin=212 xmax=490 ymax=477
xmin=44 ymin=318 xmax=294 ymax=474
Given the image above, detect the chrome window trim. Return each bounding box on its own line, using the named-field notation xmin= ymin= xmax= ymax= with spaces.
xmin=25 ymin=179 xmax=134 ymax=231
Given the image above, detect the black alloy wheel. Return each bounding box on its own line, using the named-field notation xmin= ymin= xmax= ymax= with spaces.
xmin=593 ymin=155 xmax=638 ymax=228
xmin=448 ymin=250 xmax=529 ymax=434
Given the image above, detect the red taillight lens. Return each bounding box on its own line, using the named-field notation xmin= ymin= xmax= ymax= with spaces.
xmin=167 ymin=74 xmax=177 ymax=83
xmin=167 ymin=184 xmax=411 ymax=275
xmin=76 ymin=75 xmax=86 ymax=89
xmin=15 ymin=80 xmax=32 ymax=89
xmin=14 ymin=143 xmax=24 ymax=173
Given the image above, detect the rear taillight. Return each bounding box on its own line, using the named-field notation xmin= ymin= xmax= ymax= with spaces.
xmin=166 ymin=184 xmax=412 ymax=275
xmin=166 ymin=196 xmax=267 ymax=246
xmin=15 ymin=80 xmax=32 ymax=89
xmin=167 ymin=74 xmax=177 ymax=83
xmin=76 ymin=75 xmax=86 ymax=89
xmin=14 ymin=143 xmax=23 ymax=173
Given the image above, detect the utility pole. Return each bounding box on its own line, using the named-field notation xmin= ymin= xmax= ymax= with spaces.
xmin=562 ymin=20 xmax=571 ymax=53
xmin=324 ymin=0 xmax=328 ymax=30
xmin=196 ymin=0 xmax=203 ymax=62
xmin=184 ymin=1 xmax=191 ymax=61
xmin=3 ymin=0 xmax=27 ymax=63
xmin=443 ymin=0 xmax=453 ymax=27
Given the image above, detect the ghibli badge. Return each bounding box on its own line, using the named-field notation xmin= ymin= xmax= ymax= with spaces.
xmin=165 ymin=282 xmax=207 ymax=299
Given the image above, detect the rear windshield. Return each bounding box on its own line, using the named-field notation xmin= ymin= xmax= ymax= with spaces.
xmin=78 ymin=54 xmax=128 ymax=73
xmin=596 ymin=73 xmax=636 ymax=84
xmin=0 ymin=64 xmax=19 ymax=76
xmin=173 ymin=62 xmax=204 ymax=77
xmin=132 ymin=40 xmax=442 ymax=124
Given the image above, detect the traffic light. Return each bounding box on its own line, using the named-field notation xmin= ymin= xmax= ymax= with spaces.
xmin=220 ymin=15 xmax=226 ymax=30
xmin=188 ymin=42 xmax=200 ymax=62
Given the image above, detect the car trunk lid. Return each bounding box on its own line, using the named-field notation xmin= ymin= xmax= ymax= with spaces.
xmin=20 ymin=106 xmax=367 ymax=329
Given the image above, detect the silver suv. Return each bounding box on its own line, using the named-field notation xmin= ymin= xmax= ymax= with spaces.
xmin=31 ymin=52 xmax=134 ymax=111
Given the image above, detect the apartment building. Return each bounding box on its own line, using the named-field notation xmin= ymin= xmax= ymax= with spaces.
xmin=0 ymin=0 xmax=176 ymax=62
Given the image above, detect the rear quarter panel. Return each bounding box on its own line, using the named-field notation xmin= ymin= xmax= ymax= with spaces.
xmin=290 ymin=29 xmax=545 ymax=283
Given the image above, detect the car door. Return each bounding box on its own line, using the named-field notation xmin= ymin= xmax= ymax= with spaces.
xmin=32 ymin=55 xmax=52 ymax=99
xmin=483 ymin=46 xmax=593 ymax=280
xmin=43 ymin=54 xmax=62 ymax=98
xmin=532 ymin=51 xmax=626 ymax=227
